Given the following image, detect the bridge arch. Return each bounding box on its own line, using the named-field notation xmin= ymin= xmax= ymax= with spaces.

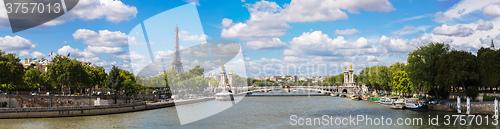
xmin=342 ymin=89 xmax=348 ymax=93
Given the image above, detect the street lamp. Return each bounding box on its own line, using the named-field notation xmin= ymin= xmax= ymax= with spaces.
xmin=89 ymin=84 xmax=92 ymax=106
xmin=78 ymin=73 xmax=81 ymax=96
xmin=38 ymin=72 xmax=41 ymax=101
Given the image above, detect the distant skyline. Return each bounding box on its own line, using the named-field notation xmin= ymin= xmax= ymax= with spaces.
xmin=1 ymin=0 xmax=500 ymax=77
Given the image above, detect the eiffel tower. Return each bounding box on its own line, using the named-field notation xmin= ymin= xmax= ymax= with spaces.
xmin=172 ymin=24 xmax=183 ymax=73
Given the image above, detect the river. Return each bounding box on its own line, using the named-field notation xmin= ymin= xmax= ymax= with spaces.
xmin=0 ymin=96 xmax=499 ymax=128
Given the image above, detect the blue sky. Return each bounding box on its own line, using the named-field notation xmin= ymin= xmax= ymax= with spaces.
xmin=1 ymin=0 xmax=500 ymax=77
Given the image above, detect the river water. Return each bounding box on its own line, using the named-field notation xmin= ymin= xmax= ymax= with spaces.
xmin=1 ymin=96 xmax=499 ymax=129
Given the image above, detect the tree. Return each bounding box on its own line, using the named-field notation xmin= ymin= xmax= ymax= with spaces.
xmin=359 ymin=68 xmax=370 ymax=86
xmin=84 ymin=66 xmax=108 ymax=90
xmin=46 ymin=55 xmax=88 ymax=95
xmin=368 ymin=66 xmax=379 ymax=91
xmin=120 ymin=69 xmax=140 ymax=102
xmin=436 ymin=50 xmax=479 ymax=99
xmin=106 ymin=66 xmax=124 ymax=104
xmin=376 ymin=66 xmax=390 ymax=92
xmin=24 ymin=68 xmax=42 ymax=91
xmin=188 ymin=65 xmax=204 ymax=76
xmin=407 ymin=42 xmax=450 ymax=98
xmin=477 ymin=47 xmax=500 ymax=89
xmin=0 ymin=50 xmax=24 ymax=108
xmin=392 ymin=70 xmax=412 ymax=97
xmin=389 ymin=62 xmax=406 ymax=91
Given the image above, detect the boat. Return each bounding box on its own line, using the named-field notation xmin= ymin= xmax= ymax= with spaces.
xmin=351 ymin=95 xmax=362 ymax=100
xmin=361 ymin=96 xmax=369 ymax=101
xmin=369 ymin=97 xmax=381 ymax=102
xmin=330 ymin=92 xmax=339 ymax=97
xmin=404 ymin=99 xmax=428 ymax=110
xmin=380 ymin=97 xmax=394 ymax=105
xmin=391 ymin=103 xmax=405 ymax=109
xmin=390 ymin=99 xmax=405 ymax=109
xmin=381 ymin=97 xmax=399 ymax=105
xmin=215 ymin=91 xmax=234 ymax=101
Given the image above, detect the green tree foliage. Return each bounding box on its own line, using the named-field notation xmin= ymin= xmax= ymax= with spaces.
xmin=477 ymin=47 xmax=500 ymax=88
xmin=189 ymin=65 xmax=204 ymax=76
xmin=231 ymin=74 xmax=247 ymax=87
xmin=24 ymin=68 xmax=42 ymax=91
xmin=106 ymin=66 xmax=123 ymax=104
xmin=46 ymin=55 xmax=89 ymax=94
xmin=435 ymin=50 xmax=479 ymax=99
xmin=376 ymin=66 xmax=391 ymax=91
xmin=0 ymin=50 xmax=25 ymax=91
xmin=120 ymin=69 xmax=141 ymax=101
xmin=407 ymin=42 xmax=450 ymax=98
xmin=388 ymin=62 xmax=406 ymax=90
xmin=392 ymin=70 xmax=412 ymax=97
xmin=84 ymin=65 xmax=108 ymax=89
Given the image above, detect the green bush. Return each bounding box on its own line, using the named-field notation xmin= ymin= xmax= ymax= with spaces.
xmin=483 ymin=93 xmax=500 ymax=101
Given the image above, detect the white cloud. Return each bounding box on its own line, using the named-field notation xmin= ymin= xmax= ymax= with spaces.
xmin=476 ymin=19 xmax=494 ymax=31
xmin=0 ymin=0 xmax=138 ymax=28
xmin=222 ymin=18 xmax=233 ymax=27
xmin=435 ymin=0 xmax=498 ymax=23
xmin=179 ymin=30 xmax=209 ymax=41
xmin=246 ymin=38 xmax=287 ymax=50
xmin=285 ymin=31 xmax=374 ymax=56
xmin=57 ymin=45 xmax=99 ymax=62
xmin=46 ymin=0 xmax=137 ymax=26
xmin=403 ymin=26 xmax=415 ymax=30
xmin=433 ymin=24 xmax=474 ymax=37
xmin=379 ymin=36 xmax=415 ymax=52
xmin=118 ymin=51 xmax=148 ymax=62
xmin=73 ymin=29 xmax=129 ymax=47
xmin=86 ymin=46 xmax=124 ymax=54
xmin=393 ymin=25 xmax=430 ymax=36
xmin=335 ymin=28 xmax=361 ymax=35
xmin=154 ymin=50 xmax=174 ymax=60
xmin=484 ymin=4 xmax=500 ymax=17
xmin=0 ymin=36 xmax=36 ymax=53
xmin=30 ymin=51 xmax=46 ymax=59
xmin=221 ymin=0 xmax=394 ymax=50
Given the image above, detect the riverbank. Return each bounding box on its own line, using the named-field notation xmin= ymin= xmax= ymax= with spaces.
xmin=0 ymin=97 xmax=214 ymax=119
xmin=338 ymin=94 xmax=499 ymax=116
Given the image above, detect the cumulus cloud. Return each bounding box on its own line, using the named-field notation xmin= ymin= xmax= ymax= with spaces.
xmin=484 ymin=4 xmax=500 ymax=17
xmin=20 ymin=51 xmax=46 ymax=59
xmin=86 ymin=46 xmax=124 ymax=54
xmin=179 ymin=30 xmax=209 ymax=41
xmin=0 ymin=36 xmax=36 ymax=53
xmin=435 ymin=0 xmax=498 ymax=23
xmin=335 ymin=28 xmax=361 ymax=35
xmin=57 ymin=45 xmax=99 ymax=62
xmin=0 ymin=0 xmax=138 ymax=28
xmin=433 ymin=24 xmax=474 ymax=37
xmin=222 ymin=18 xmax=233 ymax=27
xmin=476 ymin=19 xmax=494 ymax=31
xmin=221 ymin=0 xmax=394 ymax=50
xmin=285 ymin=31 xmax=374 ymax=56
xmin=73 ymin=29 xmax=129 ymax=47
xmin=246 ymin=38 xmax=287 ymax=50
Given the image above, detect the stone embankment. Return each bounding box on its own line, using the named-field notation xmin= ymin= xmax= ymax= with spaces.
xmin=0 ymin=97 xmax=214 ymax=119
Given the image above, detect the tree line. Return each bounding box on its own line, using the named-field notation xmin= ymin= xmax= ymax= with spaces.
xmin=354 ymin=42 xmax=500 ymax=99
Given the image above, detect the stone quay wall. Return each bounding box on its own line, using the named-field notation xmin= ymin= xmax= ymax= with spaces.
xmin=0 ymin=97 xmax=214 ymax=119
